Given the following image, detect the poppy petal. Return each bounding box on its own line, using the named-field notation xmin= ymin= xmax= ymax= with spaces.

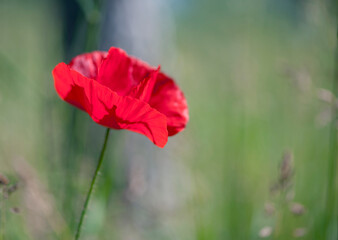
xmin=99 ymin=95 xmax=168 ymax=148
xmin=130 ymin=56 xmax=154 ymax=83
xmin=52 ymin=62 xmax=168 ymax=147
xmin=127 ymin=53 xmax=189 ymax=135
xmin=149 ymin=73 xmax=189 ymax=136
xmin=68 ymin=51 xmax=107 ymax=79
xmin=128 ymin=67 xmax=159 ymax=102
xmin=97 ymin=48 xmax=135 ymax=96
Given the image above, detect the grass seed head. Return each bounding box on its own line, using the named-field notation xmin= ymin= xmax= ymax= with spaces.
xmin=279 ymin=151 xmax=294 ymax=188
xmin=0 ymin=173 xmax=9 ymax=185
xmin=290 ymin=202 xmax=306 ymax=216
xmin=259 ymin=226 xmax=273 ymax=238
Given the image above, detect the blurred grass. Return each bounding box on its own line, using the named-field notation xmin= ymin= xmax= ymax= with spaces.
xmin=0 ymin=0 xmax=337 ymax=239
xmin=176 ymin=1 xmax=336 ymax=239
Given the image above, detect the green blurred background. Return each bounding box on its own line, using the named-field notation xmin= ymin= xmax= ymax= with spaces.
xmin=0 ymin=0 xmax=337 ymax=239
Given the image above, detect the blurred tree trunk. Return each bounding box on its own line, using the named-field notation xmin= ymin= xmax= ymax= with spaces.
xmin=98 ymin=1 xmax=187 ymax=239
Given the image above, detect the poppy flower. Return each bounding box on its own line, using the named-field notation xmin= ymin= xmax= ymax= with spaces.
xmin=52 ymin=47 xmax=189 ymax=148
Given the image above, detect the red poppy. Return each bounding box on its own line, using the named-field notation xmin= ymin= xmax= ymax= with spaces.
xmin=52 ymin=47 xmax=189 ymax=148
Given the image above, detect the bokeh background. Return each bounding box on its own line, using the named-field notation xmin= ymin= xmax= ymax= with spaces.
xmin=0 ymin=0 xmax=337 ymax=239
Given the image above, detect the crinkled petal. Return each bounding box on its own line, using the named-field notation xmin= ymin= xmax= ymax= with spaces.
xmin=128 ymin=67 xmax=159 ymax=102
xmin=129 ymin=56 xmax=154 ymax=83
xmin=97 ymin=47 xmax=160 ymax=96
xmin=69 ymin=51 xmax=107 ymax=79
xmin=149 ymin=73 xmax=189 ymax=136
xmin=127 ymin=53 xmax=189 ymax=135
xmin=52 ymin=62 xmax=168 ymax=147
xmin=98 ymin=96 xmax=168 ymax=148
xmin=97 ymin=48 xmax=134 ymax=96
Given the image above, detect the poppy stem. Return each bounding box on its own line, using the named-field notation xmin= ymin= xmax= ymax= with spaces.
xmin=75 ymin=128 xmax=110 ymax=240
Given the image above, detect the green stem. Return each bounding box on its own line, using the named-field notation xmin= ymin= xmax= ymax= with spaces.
xmin=0 ymin=191 xmax=3 ymax=240
xmin=75 ymin=128 xmax=110 ymax=240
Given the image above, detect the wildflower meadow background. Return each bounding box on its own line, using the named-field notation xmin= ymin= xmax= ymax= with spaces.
xmin=0 ymin=0 xmax=337 ymax=239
